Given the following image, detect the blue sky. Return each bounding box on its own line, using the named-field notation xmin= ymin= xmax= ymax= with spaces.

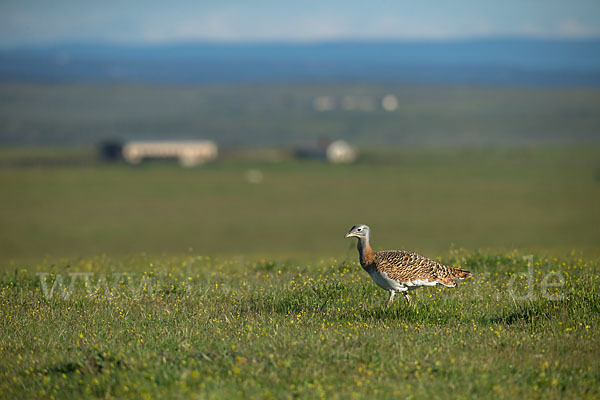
xmin=1 ymin=0 xmax=600 ymax=47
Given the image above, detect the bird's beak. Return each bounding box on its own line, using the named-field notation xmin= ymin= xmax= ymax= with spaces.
xmin=345 ymin=232 xmax=355 ymax=238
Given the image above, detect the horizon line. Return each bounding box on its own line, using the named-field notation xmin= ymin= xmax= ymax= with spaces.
xmin=3 ymin=35 xmax=600 ymax=50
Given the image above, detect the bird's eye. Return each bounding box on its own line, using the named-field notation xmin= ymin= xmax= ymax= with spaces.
xmin=357 ymin=228 xmax=362 ymax=232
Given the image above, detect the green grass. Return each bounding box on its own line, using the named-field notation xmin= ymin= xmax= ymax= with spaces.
xmin=1 ymin=147 xmax=599 ymax=263
xmin=0 ymin=252 xmax=598 ymax=398
xmin=1 ymin=147 xmax=599 ymax=398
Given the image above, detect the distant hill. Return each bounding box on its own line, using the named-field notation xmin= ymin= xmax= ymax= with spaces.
xmin=1 ymin=39 xmax=600 ymax=85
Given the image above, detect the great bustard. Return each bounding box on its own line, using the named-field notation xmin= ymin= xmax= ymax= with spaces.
xmin=345 ymin=224 xmax=472 ymax=306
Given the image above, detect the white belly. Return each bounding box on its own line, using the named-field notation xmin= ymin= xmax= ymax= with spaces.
xmin=368 ymin=270 xmax=439 ymax=292
xmin=368 ymin=270 xmax=408 ymax=292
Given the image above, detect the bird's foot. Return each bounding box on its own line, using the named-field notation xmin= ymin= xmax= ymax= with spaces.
xmin=386 ymin=290 xmax=395 ymax=307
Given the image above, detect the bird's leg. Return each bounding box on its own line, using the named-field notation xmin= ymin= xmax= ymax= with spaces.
xmin=404 ymin=292 xmax=413 ymax=305
xmin=386 ymin=290 xmax=395 ymax=307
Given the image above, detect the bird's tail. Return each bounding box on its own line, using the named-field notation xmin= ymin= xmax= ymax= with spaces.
xmin=451 ymin=266 xmax=472 ymax=279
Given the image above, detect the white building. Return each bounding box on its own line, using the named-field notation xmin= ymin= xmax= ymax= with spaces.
xmin=122 ymin=140 xmax=218 ymax=167
xmin=326 ymin=140 xmax=358 ymax=164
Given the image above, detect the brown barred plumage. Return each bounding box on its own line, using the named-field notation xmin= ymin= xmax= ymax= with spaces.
xmin=345 ymin=224 xmax=472 ymax=306
xmin=375 ymin=250 xmax=472 ymax=287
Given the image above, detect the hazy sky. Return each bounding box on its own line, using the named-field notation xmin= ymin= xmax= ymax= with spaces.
xmin=1 ymin=0 xmax=600 ymax=47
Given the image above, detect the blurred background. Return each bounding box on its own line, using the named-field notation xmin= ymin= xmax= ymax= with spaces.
xmin=1 ymin=0 xmax=599 ymax=263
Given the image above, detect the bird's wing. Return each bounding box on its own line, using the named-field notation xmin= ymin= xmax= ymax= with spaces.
xmin=375 ymin=250 xmax=458 ymax=285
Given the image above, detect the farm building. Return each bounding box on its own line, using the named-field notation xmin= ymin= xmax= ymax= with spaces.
xmin=100 ymin=140 xmax=218 ymax=167
xmin=294 ymin=140 xmax=358 ymax=164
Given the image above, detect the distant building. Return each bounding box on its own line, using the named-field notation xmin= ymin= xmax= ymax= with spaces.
xmin=326 ymin=140 xmax=357 ymax=164
xmin=99 ymin=140 xmax=124 ymax=161
xmin=381 ymin=94 xmax=399 ymax=111
xmin=312 ymin=96 xmax=336 ymax=112
xmin=100 ymin=140 xmax=218 ymax=167
xmin=313 ymin=95 xmax=381 ymax=113
xmin=295 ymin=140 xmax=358 ymax=164
xmin=122 ymin=140 xmax=218 ymax=167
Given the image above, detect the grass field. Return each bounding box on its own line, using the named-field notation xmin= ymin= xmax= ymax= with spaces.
xmin=1 ymin=252 xmax=598 ymax=398
xmin=1 ymin=147 xmax=599 ymax=263
xmin=0 ymin=147 xmax=599 ymax=398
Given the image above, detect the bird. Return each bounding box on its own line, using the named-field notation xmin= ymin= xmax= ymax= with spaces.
xmin=345 ymin=224 xmax=472 ymax=306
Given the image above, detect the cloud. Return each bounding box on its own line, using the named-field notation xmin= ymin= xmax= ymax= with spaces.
xmin=557 ymin=18 xmax=599 ymax=38
xmin=134 ymin=13 xmax=502 ymax=43
xmin=134 ymin=11 xmax=356 ymax=42
xmin=1 ymin=1 xmax=600 ymax=46
xmin=139 ymin=13 xmax=240 ymax=42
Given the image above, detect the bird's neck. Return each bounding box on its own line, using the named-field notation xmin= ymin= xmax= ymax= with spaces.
xmin=357 ymin=236 xmax=376 ymax=267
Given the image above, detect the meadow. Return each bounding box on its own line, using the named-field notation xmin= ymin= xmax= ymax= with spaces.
xmin=1 ymin=147 xmax=599 ymax=263
xmin=0 ymin=251 xmax=598 ymax=398
xmin=0 ymin=147 xmax=599 ymax=398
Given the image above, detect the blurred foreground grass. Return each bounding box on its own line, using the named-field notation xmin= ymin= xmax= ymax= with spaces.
xmin=0 ymin=146 xmax=599 ymax=264
xmin=0 ymin=252 xmax=598 ymax=398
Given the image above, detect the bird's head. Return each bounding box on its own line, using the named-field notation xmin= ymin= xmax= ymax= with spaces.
xmin=344 ymin=224 xmax=370 ymax=239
